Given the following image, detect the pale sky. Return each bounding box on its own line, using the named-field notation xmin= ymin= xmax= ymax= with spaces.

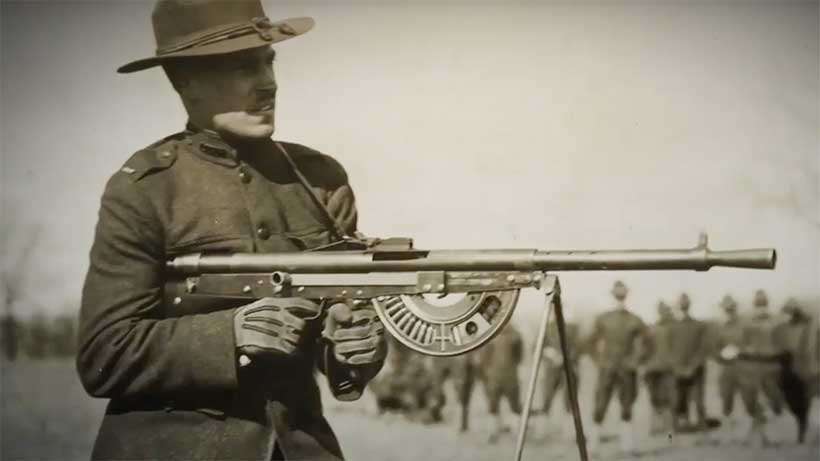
xmin=1 ymin=1 xmax=818 ymax=329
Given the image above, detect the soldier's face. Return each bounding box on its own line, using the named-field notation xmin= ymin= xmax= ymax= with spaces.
xmin=679 ymin=295 xmax=690 ymax=310
xmin=175 ymin=46 xmax=278 ymax=132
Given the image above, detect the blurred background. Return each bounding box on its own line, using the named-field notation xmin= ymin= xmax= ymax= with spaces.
xmin=1 ymin=1 xmax=818 ymax=460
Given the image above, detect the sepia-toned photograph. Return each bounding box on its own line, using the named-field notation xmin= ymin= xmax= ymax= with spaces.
xmin=1 ymin=1 xmax=818 ymax=460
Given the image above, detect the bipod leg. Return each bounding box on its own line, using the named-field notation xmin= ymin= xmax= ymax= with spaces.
xmin=514 ymin=274 xmax=557 ymax=461
xmin=553 ymin=282 xmax=589 ymax=461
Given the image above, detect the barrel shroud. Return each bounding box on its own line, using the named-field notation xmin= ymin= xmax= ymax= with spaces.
xmin=167 ymin=242 xmax=776 ymax=275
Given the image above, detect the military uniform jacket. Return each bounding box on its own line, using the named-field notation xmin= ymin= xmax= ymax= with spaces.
xmin=77 ymin=128 xmax=361 ymax=461
xmin=668 ymin=314 xmax=709 ymax=377
xmin=709 ymin=316 xmax=744 ymax=365
xmin=773 ymin=317 xmax=820 ymax=379
xmin=741 ymin=312 xmax=780 ymax=357
xmin=644 ymin=318 xmax=674 ymax=373
xmin=586 ymin=308 xmax=649 ymax=371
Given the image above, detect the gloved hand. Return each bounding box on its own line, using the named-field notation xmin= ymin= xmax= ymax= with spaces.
xmin=319 ymin=301 xmax=387 ymax=401
xmin=322 ymin=301 xmax=387 ymax=366
xmin=233 ymin=297 xmax=321 ymax=364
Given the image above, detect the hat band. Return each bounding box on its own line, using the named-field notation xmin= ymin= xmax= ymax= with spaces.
xmin=156 ymin=16 xmax=292 ymax=55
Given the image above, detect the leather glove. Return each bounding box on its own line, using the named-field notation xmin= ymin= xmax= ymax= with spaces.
xmin=322 ymin=301 xmax=387 ymax=366
xmin=233 ymin=297 xmax=321 ymax=363
xmin=319 ymin=301 xmax=387 ymax=401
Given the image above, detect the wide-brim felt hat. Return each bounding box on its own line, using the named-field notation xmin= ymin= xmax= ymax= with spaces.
xmin=719 ymin=295 xmax=737 ymax=311
xmin=611 ymin=280 xmax=628 ymax=297
xmin=118 ymin=0 xmax=314 ymax=74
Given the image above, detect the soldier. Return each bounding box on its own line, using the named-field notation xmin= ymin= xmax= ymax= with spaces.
xmin=76 ymin=2 xmax=387 ymax=460
xmin=669 ymin=293 xmax=709 ymax=431
xmin=713 ymin=295 xmax=746 ymax=432
xmin=742 ymin=290 xmax=786 ymax=418
xmin=479 ymin=323 xmax=524 ymax=443
xmin=585 ymin=281 xmax=650 ymax=453
xmin=429 ymin=353 xmax=480 ymax=431
xmin=371 ymin=334 xmax=433 ymax=418
xmin=643 ymin=301 xmax=676 ymax=436
xmin=723 ymin=289 xmax=785 ymax=446
xmin=773 ymin=298 xmax=819 ymax=443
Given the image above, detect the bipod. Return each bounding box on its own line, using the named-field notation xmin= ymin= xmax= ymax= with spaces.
xmin=514 ymin=275 xmax=588 ymax=461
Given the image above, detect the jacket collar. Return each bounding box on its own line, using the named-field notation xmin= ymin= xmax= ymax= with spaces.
xmin=184 ymin=122 xmax=240 ymax=167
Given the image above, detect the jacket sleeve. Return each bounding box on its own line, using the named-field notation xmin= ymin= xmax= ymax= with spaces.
xmin=324 ymin=184 xmax=358 ymax=236
xmin=76 ymin=174 xmax=238 ymax=399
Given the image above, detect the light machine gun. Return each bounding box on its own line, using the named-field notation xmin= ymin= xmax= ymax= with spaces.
xmin=166 ymin=234 xmax=776 ymax=461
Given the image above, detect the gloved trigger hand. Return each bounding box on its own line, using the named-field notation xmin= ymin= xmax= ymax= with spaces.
xmin=322 ymin=301 xmax=386 ymax=366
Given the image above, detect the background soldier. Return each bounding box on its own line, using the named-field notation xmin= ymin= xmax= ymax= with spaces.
xmin=585 ymin=280 xmax=651 ymax=454
xmin=773 ymin=298 xmax=819 ymax=443
xmin=669 ymin=293 xmax=709 ymax=431
xmin=429 ymin=353 xmax=480 ymax=432
xmin=371 ymin=335 xmax=435 ymax=419
xmin=76 ymin=2 xmax=386 ymax=460
xmin=713 ymin=295 xmax=747 ymax=436
xmin=725 ymin=289 xmax=784 ymax=446
xmin=479 ymin=323 xmax=524 ymax=443
xmin=644 ymin=300 xmax=676 ymax=436
xmin=742 ymin=290 xmax=786 ymax=418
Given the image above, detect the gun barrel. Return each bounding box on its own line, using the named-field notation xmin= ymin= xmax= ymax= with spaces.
xmin=532 ymin=247 xmax=776 ymax=271
xmin=167 ymin=244 xmax=776 ymax=275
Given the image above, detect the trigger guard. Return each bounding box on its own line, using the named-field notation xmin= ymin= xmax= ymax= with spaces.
xmin=372 ymin=290 xmax=519 ymax=357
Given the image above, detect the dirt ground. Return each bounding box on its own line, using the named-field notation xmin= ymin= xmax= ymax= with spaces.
xmin=2 ymin=359 xmax=818 ymax=461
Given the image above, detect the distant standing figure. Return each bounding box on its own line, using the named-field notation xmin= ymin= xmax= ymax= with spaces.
xmin=479 ymin=323 xmax=524 ymax=442
xmin=729 ymin=289 xmax=785 ymax=446
xmin=773 ymin=298 xmax=819 ymax=443
xmin=430 ymin=353 xmax=480 ymax=432
xmin=713 ymin=295 xmax=747 ymax=429
xmin=669 ymin=293 xmax=709 ymax=430
xmin=585 ymin=281 xmax=651 ymax=453
xmin=371 ymin=334 xmax=434 ymax=418
xmin=742 ymin=290 xmax=786 ymax=417
xmin=643 ymin=301 xmax=677 ymax=436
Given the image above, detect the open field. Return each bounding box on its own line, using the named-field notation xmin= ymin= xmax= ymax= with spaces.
xmin=2 ymin=359 xmax=818 ymax=461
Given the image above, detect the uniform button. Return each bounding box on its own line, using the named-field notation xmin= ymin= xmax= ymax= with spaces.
xmin=256 ymin=225 xmax=271 ymax=240
xmin=238 ymin=167 xmax=252 ymax=184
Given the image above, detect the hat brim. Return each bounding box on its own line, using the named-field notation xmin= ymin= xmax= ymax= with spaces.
xmin=117 ymin=17 xmax=314 ymax=74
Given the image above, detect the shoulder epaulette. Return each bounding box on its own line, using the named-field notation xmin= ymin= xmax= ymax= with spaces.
xmin=120 ymin=134 xmax=184 ymax=182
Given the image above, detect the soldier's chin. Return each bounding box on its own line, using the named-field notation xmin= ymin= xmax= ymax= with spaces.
xmin=213 ymin=112 xmax=274 ymax=140
xmin=248 ymin=109 xmax=275 ymax=131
